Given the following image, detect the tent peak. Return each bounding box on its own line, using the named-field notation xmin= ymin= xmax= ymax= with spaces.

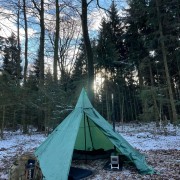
xmin=75 ymin=88 xmax=93 ymax=109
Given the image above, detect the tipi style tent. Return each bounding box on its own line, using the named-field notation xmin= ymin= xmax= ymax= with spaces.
xmin=35 ymin=88 xmax=154 ymax=180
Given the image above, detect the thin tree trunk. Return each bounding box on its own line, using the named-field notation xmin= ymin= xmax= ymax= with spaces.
xmin=33 ymin=0 xmax=45 ymax=86
xmin=39 ymin=0 xmax=45 ymax=86
xmin=117 ymin=84 xmax=121 ymax=122
xmin=22 ymin=105 xmax=28 ymax=134
xmin=121 ymin=96 xmax=124 ymax=130
xmin=53 ymin=0 xmax=59 ymax=82
xmin=149 ymin=60 xmax=159 ymax=124
xmin=138 ymin=64 xmax=146 ymax=115
xmin=106 ymin=90 xmax=110 ymax=121
xmin=17 ymin=0 xmax=21 ymax=86
xmin=155 ymin=0 xmax=177 ymax=123
xmin=81 ymin=0 xmax=94 ymax=102
xmin=13 ymin=110 xmax=16 ymax=130
xmin=0 ymin=106 xmax=5 ymax=139
xmin=23 ymin=0 xmax=28 ymax=84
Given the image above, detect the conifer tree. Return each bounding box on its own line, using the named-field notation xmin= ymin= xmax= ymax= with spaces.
xmin=2 ymin=33 xmax=22 ymax=85
xmin=71 ymin=39 xmax=87 ymax=96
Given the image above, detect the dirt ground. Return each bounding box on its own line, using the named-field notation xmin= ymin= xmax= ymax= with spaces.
xmin=71 ymin=149 xmax=180 ymax=180
xmin=1 ymin=149 xmax=180 ymax=180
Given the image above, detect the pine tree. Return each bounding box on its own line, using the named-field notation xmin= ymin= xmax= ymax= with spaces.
xmin=96 ymin=2 xmax=132 ymax=121
xmin=2 ymin=33 xmax=22 ymax=85
xmin=146 ymin=0 xmax=179 ymax=123
xmin=71 ymin=39 xmax=87 ymax=95
xmin=125 ymin=0 xmax=180 ymax=123
xmin=125 ymin=0 xmax=155 ymax=121
xmin=96 ymin=17 xmax=119 ymax=72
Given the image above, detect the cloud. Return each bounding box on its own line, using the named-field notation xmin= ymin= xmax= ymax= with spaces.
xmin=0 ymin=7 xmax=37 ymax=40
xmin=88 ymin=9 xmax=106 ymax=31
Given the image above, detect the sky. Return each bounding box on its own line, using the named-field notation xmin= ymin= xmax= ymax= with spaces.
xmin=0 ymin=0 xmax=127 ymax=73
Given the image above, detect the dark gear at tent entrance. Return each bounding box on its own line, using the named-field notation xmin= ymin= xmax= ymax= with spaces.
xmin=35 ymin=88 xmax=154 ymax=180
xmin=8 ymin=153 xmax=43 ymax=180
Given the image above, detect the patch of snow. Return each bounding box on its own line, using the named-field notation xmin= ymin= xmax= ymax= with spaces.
xmin=121 ymin=133 xmax=180 ymax=150
xmin=0 ymin=132 xmax=45 ymax=179
xmin=116 ymin=122 xmax=180 ymax=151
xmin=0 ymin=173 xmax=8 ymax=180
xmin=0 ymin=122 xmax=180 ymax=179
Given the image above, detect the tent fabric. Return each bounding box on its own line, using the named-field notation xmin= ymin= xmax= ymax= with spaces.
xmin=84 ymin=108 xmax=154 ymax=174
xmin=35 ymin=88 xmax=154 ymax=180
xmin=35 ymin=109 xmax=83 ymax=180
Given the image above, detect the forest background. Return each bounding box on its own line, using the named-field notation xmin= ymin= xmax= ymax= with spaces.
xmin=0 ymin=0 xmax=179 ymax=138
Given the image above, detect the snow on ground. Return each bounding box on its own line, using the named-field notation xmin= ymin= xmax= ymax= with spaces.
xmin=0 ymin=131 xmax=45 ymax=179
xmin=116 ymin=123 xmax=180 ymax=150
xmin=0 ymin=122 xmax=180 ymax=179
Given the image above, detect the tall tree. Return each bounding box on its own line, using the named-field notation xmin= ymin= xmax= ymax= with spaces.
xmin=71 ymin=38 xmax=87 ymax=93
xmin=23 ymin=0 xmax=28 ymax=84
xmin=81 ymin=0 xmax=94 ymax=102
xmin=125 ymin=0 xmax=154 ymax=121
xmin=53 ymin=0 xmax=60 ymax=82
xmin=96 ymin=17 xmax=119 ymax=72
xmin=17 ymin=0 xmax=21 ymax=86
xmin=155 ymin=0 xmax=177 ymax=123
xmin=2 ymin=33 xmax=22 ymax=84
xmin=32 ymin=0 xmax=45 ymax=86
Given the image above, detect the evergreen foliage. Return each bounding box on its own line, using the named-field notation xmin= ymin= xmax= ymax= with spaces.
xmin=70 ymin=39 xmax=88 ymax=98
xmin=2 ymin=33 xmax=22 ymax=85
xmin=0 ymin=0 xmax=179 ymax=137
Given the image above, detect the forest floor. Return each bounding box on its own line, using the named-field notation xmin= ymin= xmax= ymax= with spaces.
xmin=0 ymin=122 xmax=180 ymax=180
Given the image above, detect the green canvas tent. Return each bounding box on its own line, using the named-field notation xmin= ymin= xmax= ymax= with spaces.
xmin=35 ymin=88 xmax=154 ymax=180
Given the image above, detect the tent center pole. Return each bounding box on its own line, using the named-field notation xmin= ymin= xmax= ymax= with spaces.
xmin=87 ymin=117 xmax=95 ymax=150
xmin=84 ymin=112 xmax=87 ymax=163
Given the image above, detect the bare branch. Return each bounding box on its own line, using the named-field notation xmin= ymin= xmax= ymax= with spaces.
xmin=32 ymin=0 xmax=41 ymax=13
xmin=96 ymin=0 xmax=110 ymax=14
xmin=87 ymin=0 xmax=94 ymax=6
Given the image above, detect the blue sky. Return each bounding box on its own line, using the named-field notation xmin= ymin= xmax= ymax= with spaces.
xmin=0 ymin=0 xmax=127 ymax=71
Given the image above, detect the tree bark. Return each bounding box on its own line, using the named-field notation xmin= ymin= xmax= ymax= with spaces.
xmin=39 ymin=0 xmax=45 ymax=86
xmin=155 ymin=0 xmax=177 ymax=123
xmin=0 ymin=106 xmax=5 ymax=139
xmin=137 ymin=64 xmax=147 ymax=115
xmin=22 ymin=105 xmax=28 ymax=134
xmin=23 ymin=0 xmax=28 ymax=84
xmin=106 ymin=90 xmax=110 ymax=121
xmin=17 ymin=0 xmax=21 ymax=86
xmin=53 ymin=0 xmax=59 ymax=82
xmin=81 ymin=0 xmax=94 ymax=102
xmin=32 ymin=0 xmax=45 ymax=86
xmin=149 ymin=60 xmax=159 ymax=123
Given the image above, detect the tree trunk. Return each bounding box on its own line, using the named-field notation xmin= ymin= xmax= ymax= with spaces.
xmin=155 ymin=0 xmax=177 ymax=123
xmin=13 ymin=110 xmax=16 ymax=130
xmin=33 ymin=0 xmax=45 ymax=86
xmin=17 ymin=0 xmax=21 ymax=86
xmin=106 ymin=90 xmax=110 ymax=121
xmin=149 ymin=60 xmax=159 ymax=124
xmin=81 ymin=0 xmax=94 ymax=102
xmin=0 ymin=106 xmax=5 ymax=139
xmin=23 ymin=0 xmax=28 ymax=84
xmin=39 ymin=0 xmax=45 ymax=86
xmin=53 ymin=0 xmax=59 ymax=82
xmin=121 ymin=96 xmax=124 ymax=129
xmin=22 ymin=105 xmax=28 ymax=134
xmin=137 ymin=64 xmax=146 ymax=115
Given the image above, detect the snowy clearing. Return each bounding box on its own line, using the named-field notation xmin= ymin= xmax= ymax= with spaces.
xmin=0 ymin=123 xmax=180 ymax=179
